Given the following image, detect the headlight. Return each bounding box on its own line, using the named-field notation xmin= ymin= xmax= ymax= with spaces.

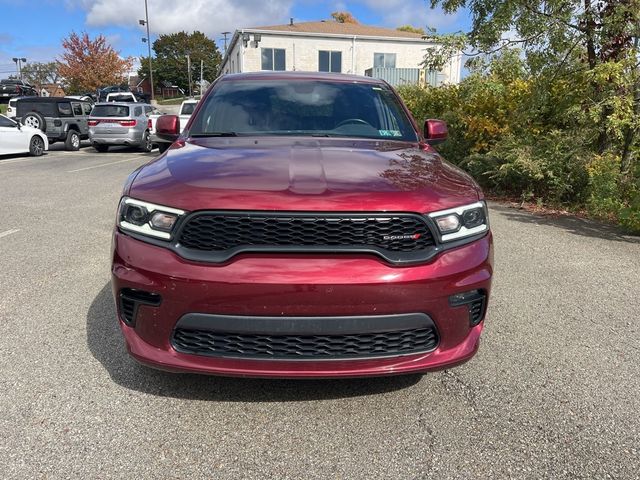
xmin=428 ymin=201 xmax=489 ymax=242
xmin=117 ymin=197 xmax=186 ymax=240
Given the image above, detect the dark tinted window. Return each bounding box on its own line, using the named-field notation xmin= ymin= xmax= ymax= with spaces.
xmin=91 ymin=105 xmax=130 ymax=117
xmin=72 ymin=103 xmax=83 ymax=116
xmin=191 ymin=80 xmax=417 ymax=141
xmin=134 ymin=106 xmax=142 ymax=116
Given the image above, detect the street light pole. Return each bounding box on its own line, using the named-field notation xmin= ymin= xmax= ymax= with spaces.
xmin=139 ymin=0 xmax=154 ymax=102
xmin=12 ymin=57 xmax=27 ymax=81
xmin=186 ymin=54 xmax=192 ymax=97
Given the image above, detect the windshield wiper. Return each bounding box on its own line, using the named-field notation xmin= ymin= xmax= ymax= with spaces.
xmin=191 ymin=132 xmax=238 ymax=137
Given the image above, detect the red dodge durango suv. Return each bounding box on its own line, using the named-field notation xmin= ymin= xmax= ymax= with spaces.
xmin=111 ymin=72 xmax=493 ymax=378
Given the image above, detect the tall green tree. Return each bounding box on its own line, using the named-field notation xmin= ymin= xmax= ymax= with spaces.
xmin=20 ymin=62 xmax=61 ymax=91
xmin=139 ymin=31 xmax=222 ymax=94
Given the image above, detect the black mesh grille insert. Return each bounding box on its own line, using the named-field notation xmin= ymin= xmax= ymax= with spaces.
xmin=177 ymin=212 xmax=435 ymax=254
xmin=469 ymin=297 xmax=486 ymax=325
xmin=118 ymin=288 xmax=162 ymax=326
xmin=172 ymin=326 xmax=439 ymax=360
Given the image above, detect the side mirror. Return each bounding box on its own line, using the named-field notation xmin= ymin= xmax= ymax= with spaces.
xmin=156 ymin=115 xmax=180 ymax=142
xmin=424 ymin=119 xmax=448 ymax=145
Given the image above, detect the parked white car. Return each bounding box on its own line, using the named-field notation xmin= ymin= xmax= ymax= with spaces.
xmin=0 ymin=113 xmax=48 ymax=156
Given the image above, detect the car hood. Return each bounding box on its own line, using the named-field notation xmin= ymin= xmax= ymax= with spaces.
xmin=129 ymin=137 xmax=481 ymax=213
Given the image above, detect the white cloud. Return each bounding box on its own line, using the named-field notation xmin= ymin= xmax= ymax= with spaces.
xmin=69 ymin=0 xmax=294 ymax=36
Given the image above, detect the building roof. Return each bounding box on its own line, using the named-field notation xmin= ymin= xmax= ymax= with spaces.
xmin=248 ymin=21 xmax=424 ymax=39
xmin=220 ymin=71 xmax=385 ymax=84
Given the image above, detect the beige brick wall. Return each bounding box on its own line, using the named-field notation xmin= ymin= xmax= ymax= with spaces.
xmin=223 ymin=32 xmax=461 ymax=84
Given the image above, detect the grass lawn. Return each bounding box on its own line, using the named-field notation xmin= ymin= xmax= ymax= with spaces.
xmin=0 ymin=104 xmax=6 ymax=115
xmin=157 ymin=96 xmax=200 ymax=105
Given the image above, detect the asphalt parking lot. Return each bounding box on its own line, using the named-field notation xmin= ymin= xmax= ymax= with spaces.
xmin=1 ymin=144 xmax=639 ymax=479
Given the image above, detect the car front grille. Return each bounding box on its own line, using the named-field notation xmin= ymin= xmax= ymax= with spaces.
xmin=172 ymin=326 xmax=439 ymax=360
xmin=175 ymin=211 xmax=435 ymax=263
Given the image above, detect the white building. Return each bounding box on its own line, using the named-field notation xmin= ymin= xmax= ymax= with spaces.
xmin=219 ymin=20 xmax=461 ymax=86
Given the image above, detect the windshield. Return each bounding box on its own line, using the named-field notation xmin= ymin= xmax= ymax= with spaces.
xmin=91 ymin=105 xmax=130 ymax=117
xmin=181 ymin=102 xmax=197 ymax=115
xmin=189 ymin=80 xmax=418 ymax=141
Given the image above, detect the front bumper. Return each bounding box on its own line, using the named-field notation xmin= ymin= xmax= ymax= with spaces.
xmin=112 ymin=230 xmax=493 ymax=378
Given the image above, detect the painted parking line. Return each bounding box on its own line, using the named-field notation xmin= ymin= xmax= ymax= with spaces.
xmin=0 ymin=229 xmax=20 ymax=239
xmin=67 ymin=157 xmax=141 ymax=173
xmin=0 ymin=156 xmax=52 ymax=166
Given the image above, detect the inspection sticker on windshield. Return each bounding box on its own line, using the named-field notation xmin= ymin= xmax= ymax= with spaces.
xmin=378 ymin=130 xmax=402 ymax=137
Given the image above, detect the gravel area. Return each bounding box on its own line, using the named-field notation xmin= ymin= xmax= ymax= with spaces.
xmin=1 ymin=146 xmax=639 ymax=479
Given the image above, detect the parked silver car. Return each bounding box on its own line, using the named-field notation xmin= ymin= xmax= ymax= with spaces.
xmin=88 ymin=102 xmax=156 ymax=152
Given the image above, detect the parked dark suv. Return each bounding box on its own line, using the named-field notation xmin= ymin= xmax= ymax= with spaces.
xmin=15 ymin=97 xmax=92 ymax=150
xmin=112 ymin=72 xmax=493 ymax=378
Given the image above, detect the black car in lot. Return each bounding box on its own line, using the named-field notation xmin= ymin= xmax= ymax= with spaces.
xmin=14 ymin=97 xmax=93 ymax=150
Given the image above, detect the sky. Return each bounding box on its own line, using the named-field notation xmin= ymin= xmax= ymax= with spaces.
xmin=0 ymin=0 xmax=471 ymax=78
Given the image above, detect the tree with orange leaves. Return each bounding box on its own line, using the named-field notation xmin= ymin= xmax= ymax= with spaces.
xmin=330 ymin=11 xmax=359 ymax=24
xmin=57 ymin=32 xmax=132 ymax=94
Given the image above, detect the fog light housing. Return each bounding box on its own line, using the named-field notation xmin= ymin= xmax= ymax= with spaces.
xmin=449 ymin=289 xmax=487 ymax=326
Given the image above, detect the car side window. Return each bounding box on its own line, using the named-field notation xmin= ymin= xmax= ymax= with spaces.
xmin=58 ymin=102 xmax=73 ymax=116
xmin=144 ymin=106 xmax=152 ymax=115
xmin=134 ymin=106 xmax=142 ymax=117
xmin=72 ymin=103 xmax=83 ymax=116
xmin=0 ymin=116 xmax=16 ymax=127
xmin=82 ymin=103 xmax=92 ymax=115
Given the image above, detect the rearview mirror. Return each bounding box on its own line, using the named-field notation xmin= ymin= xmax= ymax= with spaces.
xmin=424 ymin=119 xmax=448 ymax=145
xmin=156 ymin=115 xmax=180 ymax=142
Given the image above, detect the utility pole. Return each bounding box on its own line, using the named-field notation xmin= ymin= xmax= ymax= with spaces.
xmin=200 ymin=60 xmax=203 ymax=95
xmin=139 ymin=0 xmax=154 ymax=101
xmin=222 ymin=32 xmax=231 ymax=54
xmin=186 ymin=54 xmax=192 ymax=97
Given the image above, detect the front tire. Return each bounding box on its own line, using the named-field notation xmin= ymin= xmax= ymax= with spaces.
xmin=94 ymin=144 xmax=109 ymax=153
xmin=29 ymin=136 xmax=45 ymax=156
xmin=65 ymin=130 xmax=81 ymax=151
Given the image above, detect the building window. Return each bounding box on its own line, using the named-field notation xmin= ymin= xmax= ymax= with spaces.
xmin=261 ymin=48 xmax=286 ymax=71
xmin=373 ymin=53 xmax=397 ymax=68
xmin=318 ymin=51 xmax=342 ymax=73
